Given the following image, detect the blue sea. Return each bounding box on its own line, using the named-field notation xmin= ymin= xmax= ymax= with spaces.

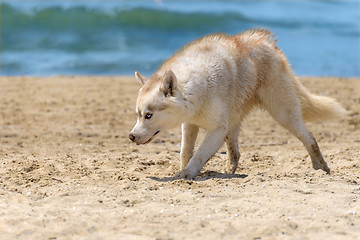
xmin=1 ymin=0 xmax=359 ymax=77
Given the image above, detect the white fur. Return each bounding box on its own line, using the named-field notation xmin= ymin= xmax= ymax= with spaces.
xmin=129 ymin=29 xmax=346 ymax=179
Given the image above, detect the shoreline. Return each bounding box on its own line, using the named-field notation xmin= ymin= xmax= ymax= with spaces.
xmin=0 ymin=76 xmax=359 ymax=239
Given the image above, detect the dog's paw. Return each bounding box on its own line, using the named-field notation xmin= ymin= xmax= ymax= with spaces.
xmin=312 ymin=161 xmax=331 ymax=174
xmin=224 ymin=166 xmax=237 ymax=175
xmin=173 ymin=168 xmax=197 ymax=179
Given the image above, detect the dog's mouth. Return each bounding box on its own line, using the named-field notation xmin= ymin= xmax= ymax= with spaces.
xmin=136 ymin=131 xmax=160 ymax=145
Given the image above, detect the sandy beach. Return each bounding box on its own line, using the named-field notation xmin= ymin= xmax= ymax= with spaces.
xmin=0 ymin=76 xmax=359 ymax=239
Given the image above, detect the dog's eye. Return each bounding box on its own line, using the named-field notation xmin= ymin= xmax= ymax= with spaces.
xmin=145 ymin=113 xmax=153 ymax=120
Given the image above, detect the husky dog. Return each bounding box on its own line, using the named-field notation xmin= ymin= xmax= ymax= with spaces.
xmin=129 ymin=29 xmax=346 ymax=179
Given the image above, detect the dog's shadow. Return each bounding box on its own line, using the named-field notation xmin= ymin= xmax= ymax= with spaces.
xmin=148 ymin=170 xmax=248 ymax=182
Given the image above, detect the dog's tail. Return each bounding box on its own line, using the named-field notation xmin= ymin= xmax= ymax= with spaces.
xmin=293 ymin=77 xmax=347 ymax=122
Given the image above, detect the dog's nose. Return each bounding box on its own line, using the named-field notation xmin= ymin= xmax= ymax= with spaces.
xmin=129 ymin=133 xmax=136 ymax=142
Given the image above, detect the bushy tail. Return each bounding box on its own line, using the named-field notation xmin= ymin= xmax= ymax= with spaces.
xmin=293 ymin=78 xmax=347 ymax=122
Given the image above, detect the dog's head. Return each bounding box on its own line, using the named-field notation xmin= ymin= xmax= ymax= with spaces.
xmin=129 ymin=70 xmax=185 ymax=145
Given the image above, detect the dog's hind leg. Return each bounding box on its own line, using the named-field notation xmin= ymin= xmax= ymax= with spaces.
xmin=258 ymin=84 xmax=330 ymax=173
xmin=180 ymin=123 xmax=199 ymax=169
xmin=225 ymin=124 xmax=241 ymax=174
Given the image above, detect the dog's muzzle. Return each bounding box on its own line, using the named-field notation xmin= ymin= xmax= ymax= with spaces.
xmin=129 ymin=131 xmax=160 ymax=145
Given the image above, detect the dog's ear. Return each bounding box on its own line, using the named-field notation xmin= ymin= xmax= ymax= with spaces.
xmin=160 ymin=70 xmax=177 ymax=96
xmin=160 ymin=70 xmax=177 ymax=97
xmin=135 ymin=72 xmax=148 ymax=85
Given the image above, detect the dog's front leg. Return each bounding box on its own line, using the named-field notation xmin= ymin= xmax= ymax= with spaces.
xmin=174 ymin=126 xmax=227 ymax=179
xmin=180 ymin=123 xmax=199 ymax=169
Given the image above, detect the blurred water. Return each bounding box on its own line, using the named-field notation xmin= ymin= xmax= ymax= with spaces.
xmin=1 ymin=0 xmax=359 ymax=77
